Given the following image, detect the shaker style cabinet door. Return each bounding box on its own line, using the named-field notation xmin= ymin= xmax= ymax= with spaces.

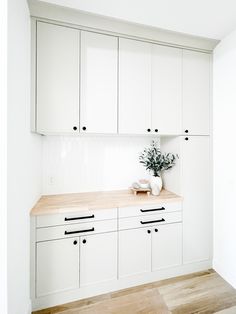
xmin=36 ymin=238 xmax=79 ymax=297
xmin=151 ymin=45 xmax=182 ymax=135
xmin=80 ymin=232 xmax=117 ymax=287
xmin=80 ymin=31 xmax=118 ymax=134
xmin=119 ymin=38 xmax=152 ymax=134
xmin=36 ymin=22 xmax=79 ymax=134
xmin=183 ymin=50 xmax=210 ymax=135
xmin=119 ymin=227 xmax=151 ymax=278
xmin=152 ymin=223 xmax=182 ymax=271
xmin=181 ymin=136 xmax=212 ymax=264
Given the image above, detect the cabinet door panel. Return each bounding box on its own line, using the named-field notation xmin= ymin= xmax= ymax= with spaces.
xmin=152 ymin=223 xmax=182 ymax=271
xmin=36 ymin=238 xmax=79 ymax=297
xmin=81 ymin=31 xmax=118 ymax=133
xmin=80 ymin=232 xmax=117 ymax=287
xmin=119 ymin=228 xmax=151 ymax=278
xmin=152 ymin=45 xmax=182 ymax=135
xmin=182 ymin=136 xmax=212 ymax=263
xmin=119 ymin=38 xmax=151 ymax=134
xmin=183 ymin=51 xmax=210 ymax=135
xmin=37 ymin=22 xmax=79 ymax=134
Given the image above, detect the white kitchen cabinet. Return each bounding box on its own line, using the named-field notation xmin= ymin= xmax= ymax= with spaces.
xmin=36 ymin=238 xmax=79 ymax=297
xmin=80 ymin=232 xmax=117 ymax=286
xmin=152 ymin=223 xmax=182 ymax=271
xmin=37 ymin=22 xmax=80 ymax=134
xmin=181 ymin=136 xmax=212 ymax=264
xmin=119 ymin=222 xmax=182 ymax=278
xmin=80 ymin=31 xmax=118 ymax=134
xmin=151 ymin=45 xmax=182 ymax=135
xmin=119 ymin=38 xmax=152 ymax=134
xmin=119 ymin=227 xmax=151 ymax=278
xmin=183 ymin=51 xmax=210 ymax=135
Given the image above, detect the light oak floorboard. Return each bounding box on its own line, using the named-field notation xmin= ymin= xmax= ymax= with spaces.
xmin=33 ymin=270 xmax=236 ymax=314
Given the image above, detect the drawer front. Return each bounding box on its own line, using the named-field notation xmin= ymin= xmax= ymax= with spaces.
xmin=36 ymin=208 xmax=117 ymax=228
xmin=119 ymin=211 xmax=182 ymax=230
xmin=37 ymin=219 xmax=117 ymax=242
xmin=119 ymin=202 xmax=182 ymax=218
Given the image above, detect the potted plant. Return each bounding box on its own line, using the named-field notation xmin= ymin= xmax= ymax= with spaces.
xmin=139 ymin=141 xmax=178 ymax=195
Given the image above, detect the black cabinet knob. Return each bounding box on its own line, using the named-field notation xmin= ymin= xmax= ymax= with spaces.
xmin=185 ymin=137 xmax=189 ymax=141
xmin=155 ymin=129 xmax=158 ymax=133
xmin=73 ymin=126 xmax=77 ymax=131
xmin=185 ymin=130 xmax=189 ymax=133
xmin=147 ymin=129 xmax=151 ymax=132
xmin=82 ymin=126 xmax=86 ymax=131
xmin=82 ymin=239 xmax=86 ymax=244
xmin=73 ymin=240 xmax=77 ymax=245
xmin=147 ymin=230 xmax=151 ymax=234
xmin=154 ymin=228 xmax=158 ymax=233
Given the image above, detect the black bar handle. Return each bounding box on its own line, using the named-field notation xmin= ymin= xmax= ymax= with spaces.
xmin=65 ymin=214 xmax=95 ymax=221
xmin=140 ymin=218 xmax=165 ymax=225
xmin=64 ymin=227 xmax=95 ymax=235
xmin=140 ymin=207 xmax=165 ymax=213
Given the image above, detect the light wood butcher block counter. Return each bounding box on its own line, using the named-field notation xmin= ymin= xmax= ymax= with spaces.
xmin=31 ymin=189 xmax=182 ymax=216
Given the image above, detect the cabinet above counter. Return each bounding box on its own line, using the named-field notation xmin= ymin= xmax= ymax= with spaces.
xmin=30 ymin=189 xmax=182 ymax=216
xmin=32 ymin=21 xmax=211 ymax=136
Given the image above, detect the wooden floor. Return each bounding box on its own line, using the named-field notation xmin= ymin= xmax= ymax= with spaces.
xmin=33 ymin=270 xmax=236 ymax=314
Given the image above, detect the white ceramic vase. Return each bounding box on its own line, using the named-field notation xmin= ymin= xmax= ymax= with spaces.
xmin=150 ymin=176 xmax=162 ymax=196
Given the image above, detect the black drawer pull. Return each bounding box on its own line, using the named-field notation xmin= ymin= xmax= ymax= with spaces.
xmin=140 ymin=207 xmax=165 ymax=213
xmin=65 ymin=214 xmax=95 ymax=221
xmin=140 ymin=218 xmax=165 ymax=225
xmin=65 ymin=227 xmax=95 ymax=235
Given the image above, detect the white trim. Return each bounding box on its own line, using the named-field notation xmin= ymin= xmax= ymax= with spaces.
xmin=213 ymin=260 xmax=236 ymax=289
xmin=0 ymin=0 xmax=8 ymax=313
xmin=28 ymin=1 xmax=219 ymax=53
xmin=32 ymin=259 xmax=212 ymax=311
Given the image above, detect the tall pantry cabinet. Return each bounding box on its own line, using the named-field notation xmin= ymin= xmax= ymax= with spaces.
xmin=162 ymin=49 xmax=211 ymax=265
xmin=181 ymin=49 xmax=211 ymax=264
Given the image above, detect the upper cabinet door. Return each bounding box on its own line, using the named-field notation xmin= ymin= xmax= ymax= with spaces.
xmin=183 ymin=51 xmax=211 ymax=135
xmin=151 ymin=45 xmax=182 ymax=135
xmin=37 ymin=22 xmax=79 ymax=134
xmin=80 ymin=32 xmax=118 ymax=134
xmin=119 ymin=38 xmax=152 ymax=134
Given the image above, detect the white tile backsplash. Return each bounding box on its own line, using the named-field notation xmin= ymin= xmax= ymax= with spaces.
xmin=42 ymin=135 xmax=159 ymax=195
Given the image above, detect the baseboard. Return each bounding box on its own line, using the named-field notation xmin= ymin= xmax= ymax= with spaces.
xmin=32 ymin=259 xmax=212 ymax=311
xmin=28 ymin=299 xmax=32 ymax=314
xmin=213 ymin=259 xmax=236 ymax=289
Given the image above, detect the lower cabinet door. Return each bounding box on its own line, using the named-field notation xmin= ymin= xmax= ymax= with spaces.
xmin=119 ymin=227 xmax=151 ymax=278
xmin=152 ymin=223 xmax=182 ymax=271
xmin=36 ymin=238 xmax=79 ymax=297
xmin=80 ymin=232 xmax=117 ymax=287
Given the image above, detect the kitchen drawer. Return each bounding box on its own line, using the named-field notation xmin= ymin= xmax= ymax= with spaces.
xmin=119 ymin=202 xmax=182 ymax=218
xmin=37 ymin=219 xmax=117 ymax=242
xmin=36 ymin=208 xmax=117 ymax=228
xmin=119 ymin=211 xmax=182 ymax=230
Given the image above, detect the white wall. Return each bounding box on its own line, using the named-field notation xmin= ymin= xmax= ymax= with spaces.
xmin=213 ymin=29 xmax=236 ymax=288
xmin=8 ymin=0 xmax=42 ymax=313
xmin=42 ymin=136 xmax=158 ymax=195
xmin=0 ymin=0 xmax=8 ymax=313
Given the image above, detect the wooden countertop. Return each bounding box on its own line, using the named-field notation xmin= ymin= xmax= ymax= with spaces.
xmin=31 ymin=189 xmax=182 ymax=216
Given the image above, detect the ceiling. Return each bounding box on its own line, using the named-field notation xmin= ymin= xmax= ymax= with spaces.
xmin=38 ymin=0 xmax=236 ymax=40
